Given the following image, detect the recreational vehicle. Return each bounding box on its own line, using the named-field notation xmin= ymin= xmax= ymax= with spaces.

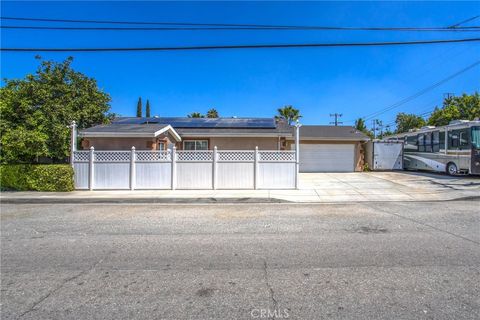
xmin=387 ymin=120 xmax=480 ymax=175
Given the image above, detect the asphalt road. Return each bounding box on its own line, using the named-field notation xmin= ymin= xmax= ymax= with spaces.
xmin=1 ymin=201 xmax=479 ymax=320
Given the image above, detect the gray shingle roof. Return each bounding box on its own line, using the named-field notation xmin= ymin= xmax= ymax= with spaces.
xmin=297 ymin=125 xmax=369 ymax=141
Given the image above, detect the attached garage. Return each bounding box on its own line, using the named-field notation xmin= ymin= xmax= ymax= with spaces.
xmin=288 ymin=125 xmax=369 ymax=172
xmin=295 ymin=143 xmax=355 ymax=172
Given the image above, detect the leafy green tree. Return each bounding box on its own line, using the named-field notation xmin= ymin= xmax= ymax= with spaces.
xmin=145 ymin=99 xmax=151 ymax=117
xmin=206 ymin=108 xmax=219 ymax=118
xmin=0 ymin=56 xmax=112 ymax=163
xmin=395 ymin=113 xmax=426 ymax=133
xmin=187 ymin=112 xmax=204 ymax=118
xmin=427 ymin=92 xmax=480 ymax=126
xmin=354 ymin=118 xmax=373 ymax=139
xmin=136 ymin=97 xmax=142 ymax=117
xmin=275 ymin=105 xmax=302 ymax=125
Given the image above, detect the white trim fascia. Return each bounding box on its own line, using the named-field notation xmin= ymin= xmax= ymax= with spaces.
xmin=154 ymin=125 xmax=182 ymax=142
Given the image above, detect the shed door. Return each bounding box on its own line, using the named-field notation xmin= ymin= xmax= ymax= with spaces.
xmin=293 ymin=144 xmax=355 ymax=172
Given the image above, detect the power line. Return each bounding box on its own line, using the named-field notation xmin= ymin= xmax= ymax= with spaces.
xmin=360 ymin=60 xmax=480 ymax=122
xmin=448 ymin=15 xmax=480 ymax=28
xmin=2 ymin=37 xmax=479 ymax=52
xmin=2 ymin=25 xmax=479 ymax=32
xmin=1 ymin=16 xmax=479 ymax=32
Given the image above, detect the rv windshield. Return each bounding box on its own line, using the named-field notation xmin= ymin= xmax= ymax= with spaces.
xmin=472 ymin=126 xmax=480 ymax=149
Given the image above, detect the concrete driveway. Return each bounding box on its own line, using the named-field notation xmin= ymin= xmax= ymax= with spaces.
xmin=287 ymin=171 xmax=480 ymax=202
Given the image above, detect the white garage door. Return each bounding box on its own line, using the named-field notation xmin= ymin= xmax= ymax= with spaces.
xmin=293 ymin=144 xmax=355 ymax=172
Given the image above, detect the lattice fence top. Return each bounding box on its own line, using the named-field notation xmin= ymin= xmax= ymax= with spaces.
xmin=176 ymin=151 xmax=213 ymax=161
xmin=136 ymin=151 xmax=171 ymax=162
xmin=218 ymin=151 xmax=254 ymax=162
xmin=73 ymin=151 xmax=90 ymax=162
xmin=259 ymin=151 xmax=295 ymax=162
xmin=94 ymin=151 xmax=131 ymax=162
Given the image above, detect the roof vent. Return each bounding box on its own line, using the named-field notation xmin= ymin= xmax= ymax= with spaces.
xmin=421 ymin=126 xmax=436 ymax=130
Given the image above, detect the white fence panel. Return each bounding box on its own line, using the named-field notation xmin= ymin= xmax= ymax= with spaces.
xmin=258 ymin=162 xmax=296 ymax=189
xmin=94 ymin=163 xmax=130 ymax=189
xmin=73 ymin=163 xmax=89 ymax=189
xmin=73 ymin=151 xmax=90 ymax=189
xmin=135 ymin=163 xmax=171 ymax=189
xmin=135 ymin=151 xmax=171 ymax=189
xmin=257 ymin=151 xmax=296 ymax=189
xmin=176 ymin=163 xmax=213 ymax=189
xmin=216 ymin=151 xmax=255 ymax=189
xmin=217 ymin=163 xmax=254 ymax=189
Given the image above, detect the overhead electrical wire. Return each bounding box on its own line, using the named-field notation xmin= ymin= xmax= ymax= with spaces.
xmin=2 ymin=25 xmax=479 ymax=32
xmin=2 ymin=37 xmax=479 ymax=52
xmin=359 ymin=60 xmax=480 ymax=122
xmin=1 ymin=16 xmax=479 ymax=32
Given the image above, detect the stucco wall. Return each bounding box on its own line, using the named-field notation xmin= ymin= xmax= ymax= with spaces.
xmin=81 ymin=136 xmax=173 ymax=150
xmin=177 ymin=137 xmax=283 ymax=150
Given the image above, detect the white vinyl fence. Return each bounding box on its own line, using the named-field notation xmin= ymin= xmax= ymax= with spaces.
xmin=73 ymin=147 xmax=297 ymax=190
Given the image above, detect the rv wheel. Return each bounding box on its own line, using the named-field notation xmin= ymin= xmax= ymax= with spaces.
xmin=447 ymin=162 xmax=458 ymax=176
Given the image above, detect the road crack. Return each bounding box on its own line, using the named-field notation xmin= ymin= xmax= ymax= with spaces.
xmin=262 ymin=260 xmax=278 ymax=319
xmin=17 ymin=258 xmax=104 ymax=319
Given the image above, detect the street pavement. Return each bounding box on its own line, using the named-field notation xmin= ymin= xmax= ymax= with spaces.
xmin=1 ymin=201 xmax=479 ymax=319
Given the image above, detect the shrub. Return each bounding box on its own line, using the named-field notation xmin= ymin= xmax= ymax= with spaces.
xmin=0 ymin=164 xmax=74 ymax=191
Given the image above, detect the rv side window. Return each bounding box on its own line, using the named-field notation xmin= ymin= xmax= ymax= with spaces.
xmin=425 ymin=132 xmax=432 ymax=152
xmin=449 ymin=132 xmax=459 ymax=149
xmin=439 ymin=131 xmax=445 ymax=149
xmin=432 ymin=131 xmax=440 ymax=152
xmin=418 ymin=134 xmax=425 ymax=152
xmin=405 ymin=136 xmax=417 ymax=151
xmin=459 ymin=129 xmax=470 ymax=150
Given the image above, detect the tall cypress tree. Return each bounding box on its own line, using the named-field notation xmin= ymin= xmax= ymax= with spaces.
xmin=146 ymin=99 xmax=151 ymax=117
xmin=136 ymin=97 xmax=142 ymax=117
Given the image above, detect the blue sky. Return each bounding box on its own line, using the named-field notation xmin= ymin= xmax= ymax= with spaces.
xmin=1 ymin=1 xmax=479 ymax=128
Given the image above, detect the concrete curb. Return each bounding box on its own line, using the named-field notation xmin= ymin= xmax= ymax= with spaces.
xmin=0 ymin=197 xmax=290 ymax=204
xmin=1 ymin=195 xmax=478 ymax=204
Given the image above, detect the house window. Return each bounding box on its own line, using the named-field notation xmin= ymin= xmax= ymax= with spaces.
xmin=158 ymin=142 xmax=166 ymax=151
xmin=183 ymin=140 xmax=208 ymax=150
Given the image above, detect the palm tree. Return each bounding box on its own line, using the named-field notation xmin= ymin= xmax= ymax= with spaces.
xmin=206 ymin=108 xmax=219 ymax=118
xmin=275 ymin=105 xmax=302 ymax=125
xmin=187 ymin=112 xmax=204 ymax=118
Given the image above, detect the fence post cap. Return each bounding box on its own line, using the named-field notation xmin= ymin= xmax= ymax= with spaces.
xmin=255 ymin=146 xmax=258 ymax=150
xmin=214 ymin=146 xmax=217 ymax=150
xmin=71 ymin=120 xmax=76 ymax=126
xmin=90 ymin=146 xmax=94 ymax=150
xmin=131 ymin=146 xmax=136 ymax=150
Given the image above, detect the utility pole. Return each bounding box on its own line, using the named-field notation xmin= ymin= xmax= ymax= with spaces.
xmin=371 ymin=120 xmax=376 ymax=139
xmin=329 ymin=113 xmax=343 ymax=126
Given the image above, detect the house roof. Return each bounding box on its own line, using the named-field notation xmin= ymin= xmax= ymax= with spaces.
xmin=80 ymin=123 xmax=182 ymax=141
xmin=80 ymin=117 xmax=293 ymax=138
xmin=293 ymin=125 xmax=369 ymax=141
xmin=112 ymin=117 xmax=277 ymax=129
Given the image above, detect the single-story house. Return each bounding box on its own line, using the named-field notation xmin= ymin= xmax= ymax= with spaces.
xmin=286 ymin=125 xmax=369 ymax=172
xmin=79 ymin=117 xmax=369 ymax=172
xmin=80 ymin=117 xmax=293 ymax=151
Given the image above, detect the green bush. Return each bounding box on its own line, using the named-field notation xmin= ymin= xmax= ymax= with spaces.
xmin=0 ymin=164 xmax=74 ymax=191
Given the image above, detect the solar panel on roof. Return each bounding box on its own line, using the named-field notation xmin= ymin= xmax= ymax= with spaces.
xmin=112 ymin=117 xmax=276 ymax=128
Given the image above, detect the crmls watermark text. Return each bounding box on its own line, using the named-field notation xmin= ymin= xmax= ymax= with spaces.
xmin=251 ymin=308 xmax=290 ymax=318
